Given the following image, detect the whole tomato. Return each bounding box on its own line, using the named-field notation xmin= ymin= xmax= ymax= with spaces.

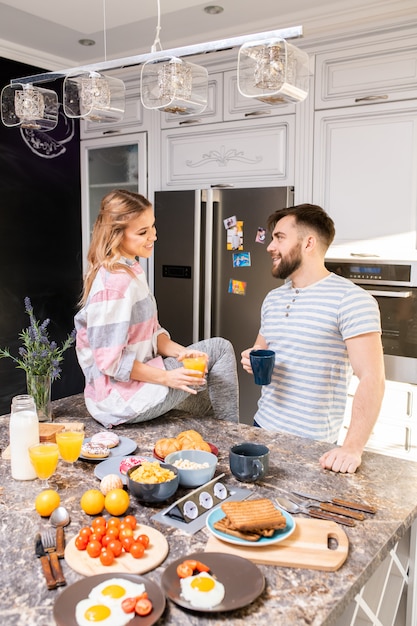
xmin=100 ymin=547 xmax=115 ymax=566
xmin=86 ymin=540 xmax=102 ymax=558
xmin=130 ymin=542 xmax=145 ymax=559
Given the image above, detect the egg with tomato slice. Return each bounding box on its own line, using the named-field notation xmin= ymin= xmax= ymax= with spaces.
xmin=88 ymin=578 xmax=145 ymax=606
xmin=75 ymin=598 xmax=134 ymax=626
xmin=180 ymin=571 xmax=225 ymax=609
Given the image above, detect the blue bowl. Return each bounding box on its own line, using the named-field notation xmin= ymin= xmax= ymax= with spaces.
xmin=126 ymin=462 xmax=179 ymax=503
xmin=164 ymin=449 xmax=217 ymax=487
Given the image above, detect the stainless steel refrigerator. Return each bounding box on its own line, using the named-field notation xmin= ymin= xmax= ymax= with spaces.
xmin=154 ymin=187 xmax=293 ymax=424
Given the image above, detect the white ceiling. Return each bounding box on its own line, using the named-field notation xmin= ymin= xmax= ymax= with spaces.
xmin=0 ymin=0 xmax=415 ymax=70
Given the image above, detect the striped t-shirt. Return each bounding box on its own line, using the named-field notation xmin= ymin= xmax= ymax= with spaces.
xmin=254 ymin=272 xmax=382 ymax=442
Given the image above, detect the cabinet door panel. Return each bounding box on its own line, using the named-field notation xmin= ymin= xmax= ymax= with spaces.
xmin=315 ymin=36 xmax=417 ymax=109
xmin=161 ymin=117 xmax=294 ymax=189
xmin=313 ymin=101 xmax=417 ymax=247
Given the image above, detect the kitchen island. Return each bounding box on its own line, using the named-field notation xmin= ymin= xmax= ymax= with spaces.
xmin=1 ymin=393 xmax=417 ymax=626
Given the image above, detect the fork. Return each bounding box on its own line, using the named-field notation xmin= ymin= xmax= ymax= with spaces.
xmin=41 ymin=529 xmax=66 ymax=587
xmin=288 ymin=493 xmax=365 ymax=521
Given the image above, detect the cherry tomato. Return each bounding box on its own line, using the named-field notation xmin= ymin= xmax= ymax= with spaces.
xmin=86 ymin=539 xmax=102 ymax=558
xmin=130 ymin=541 xmax=145 ymax=559
xmin=99 ymin=547 xmax=115 ymax=566
xmin=107 ymin=517 xmax=121 ymax=529
xmin=121 ymin=536 xmax=135 ymax=552
xmin=124 ymin=515 xmax=137 ymax=530
xmin=136 ymin=534 xmax=149 ymax=549
xmin=79 ymin=526 xmax=92 ymax=540
xmin=106 ymin=527 xmax=120 ymax=539
xmin=121 ymin=597 xmax=137 ymax=614
xmin=135 ymin=597 xmax=153 ymax=616
xmin=195 ymin=560 xmax=210 ymax=572
xmin=119 ymin=527 xmax=134 ymax=540
xmin=183 ymin=559 xmax=198 ymax=570
xmin=91 ymin=516 xmax=107 ymax=530
xmin=75 ymin=535 xmax=88 ymax=551
xmin=89 ymin=531 xmax=104 ymax=543
xmin=101 ymin=533 xmax=113 ymax=547
xmin=107 ymin=538 xmax=123 ymax=557
xmin=176 ymin=563 xmax=193 ymax=578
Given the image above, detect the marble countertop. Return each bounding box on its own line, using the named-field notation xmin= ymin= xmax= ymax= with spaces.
xmin=2 ymin=393 xmax=417 ymax=626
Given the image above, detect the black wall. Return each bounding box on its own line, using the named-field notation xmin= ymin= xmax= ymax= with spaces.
xmin=0 ymin=58 xmax=84 ymax=414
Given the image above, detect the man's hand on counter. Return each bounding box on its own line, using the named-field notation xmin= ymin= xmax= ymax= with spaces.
xmin=319 ymin=446 xmax=362 ymax=474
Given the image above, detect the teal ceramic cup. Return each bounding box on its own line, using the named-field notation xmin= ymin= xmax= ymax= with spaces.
xmin=229 ymin=442 xmax=270 ymax=482
xmin=250 ymin=349 xmax=275 ymax=385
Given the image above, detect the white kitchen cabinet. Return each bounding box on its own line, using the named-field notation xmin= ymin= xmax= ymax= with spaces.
xmin=315 ymin=33 xmax=417 ymax=110
xmin=160 ymin=115 xmax=295 ymax=189
xmin=80 ymin=132 xmax=147 ymax=271
xmin=313 ymin=100 xmax=417 ymax=247
xmin=80 ymin=70 xmax=149 ymax=139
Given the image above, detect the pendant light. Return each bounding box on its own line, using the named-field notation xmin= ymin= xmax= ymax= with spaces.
xmin=140 ymin=0 xmax=208 ymax=115
xmin=0 ymin=82 xmax=58 ymax=130
xmin=62 ymin=0 xmax=125 ymax=122
xmin=237 ymin=37 xmax=309 ymax=104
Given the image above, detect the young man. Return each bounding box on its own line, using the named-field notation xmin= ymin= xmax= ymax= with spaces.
xmin=241 ymin=204 xmax=385 ymax=474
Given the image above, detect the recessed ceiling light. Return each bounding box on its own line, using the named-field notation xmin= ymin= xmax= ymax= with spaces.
xmin=78 ymin=39 xmax=96 ymax=47
xmin=204 ymin=5 xmax=224 ymax=15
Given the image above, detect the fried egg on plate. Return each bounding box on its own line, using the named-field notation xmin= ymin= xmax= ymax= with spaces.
xmin=180 ymin=571 xmax=225 ymax=609
xmin=75 ymin=598 xmax=134 ymax=626
xmin=88 ymin=578 xmax=146 ymax=605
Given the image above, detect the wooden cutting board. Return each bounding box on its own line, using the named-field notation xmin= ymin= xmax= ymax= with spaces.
xmin=205 ymin=517 xmax=349 ymax=571
xmin=65 ymin=524 xmax=169 ymax=576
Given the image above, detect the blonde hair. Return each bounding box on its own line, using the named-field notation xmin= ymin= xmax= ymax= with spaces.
xmin=80 ymin=189 xmax=152 ymax=306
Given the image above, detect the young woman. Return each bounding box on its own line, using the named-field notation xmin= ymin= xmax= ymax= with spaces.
xmin=75 ymin=189 xmax=239 ymax=427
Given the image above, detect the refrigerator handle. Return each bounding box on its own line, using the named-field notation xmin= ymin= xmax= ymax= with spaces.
xmin=193 ymin=190 xmax=202 ymax=343
xmin=204 ymin=188 xmax=214 ymax=339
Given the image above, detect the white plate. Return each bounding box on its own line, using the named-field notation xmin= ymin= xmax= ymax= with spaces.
xmin=94 ymin=455 xmax=153 ymax=484
xmin=206 ymin=505 xmax=296 ymax=547
xmin=79 ymin=435 xmax=137 ymax=462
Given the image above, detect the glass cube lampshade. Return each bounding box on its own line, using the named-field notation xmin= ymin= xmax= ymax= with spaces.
xmin=63 ymin=71 xmax=125 ymax=122
xmin=1 ymin=83 xmax=58 ymax=130
xmin=238 ymin=38 xmax=309 ymax=104
xmin=141 ymin=57 xmax=208 ymax=115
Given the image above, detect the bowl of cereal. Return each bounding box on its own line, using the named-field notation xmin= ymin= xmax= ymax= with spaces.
xmin=127 ymin=460 xmax=179 ymax=503
xmin=164 ymin=449 xmax=218 ymax=487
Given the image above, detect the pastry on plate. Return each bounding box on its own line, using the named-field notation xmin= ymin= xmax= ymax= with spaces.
xmin=91 ymin=431 xmax=120 ymax=448
xmin=81 ymin=442 xmax=110 ymax=459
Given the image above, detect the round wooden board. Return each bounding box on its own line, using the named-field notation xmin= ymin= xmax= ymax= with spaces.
xmin=64 ymin=524 xmax=169 ymax=576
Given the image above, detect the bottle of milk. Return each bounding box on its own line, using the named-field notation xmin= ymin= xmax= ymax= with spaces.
xmin=10 ymin=394 xmax=40 ymax=480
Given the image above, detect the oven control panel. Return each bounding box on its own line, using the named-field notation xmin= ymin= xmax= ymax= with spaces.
xmin=325 ymin=261 xmax=412 ymax=284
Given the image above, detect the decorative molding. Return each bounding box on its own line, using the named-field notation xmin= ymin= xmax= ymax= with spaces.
xmin=186 ymin=146 xmax=262 ymax=168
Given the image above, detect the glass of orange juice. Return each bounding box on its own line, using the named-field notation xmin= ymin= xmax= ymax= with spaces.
xmin=182 ymin=355 xmax=207 ymax=391
xmin=56 ymin=426 xmax=85 ymax=464
xmin=29 ymin=442 xmax=59 ymax=487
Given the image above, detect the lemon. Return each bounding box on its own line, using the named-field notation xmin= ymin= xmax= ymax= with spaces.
xmin=104 ymin=488 xmax=130 ymax=516
xmin=80 ymin=489 xmax=105 ymax=515
xmin=35 ymin=489 xmax=60 ymax=517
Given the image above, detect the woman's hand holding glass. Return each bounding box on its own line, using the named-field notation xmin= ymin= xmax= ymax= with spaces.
xmin=180 ymin=353 xmax=208 ymax=392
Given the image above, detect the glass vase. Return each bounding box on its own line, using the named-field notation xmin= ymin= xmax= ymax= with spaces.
xmin=26 ymin=373 xmax=52 ymax=422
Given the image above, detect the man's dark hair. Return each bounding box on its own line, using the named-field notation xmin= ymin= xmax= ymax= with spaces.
xmin=267 ymin=203 xmax=336 ymax=248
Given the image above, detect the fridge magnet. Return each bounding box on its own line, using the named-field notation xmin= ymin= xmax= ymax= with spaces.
xmin=227 ymin=221 xmax=244 ymax=251
xmin=256 ymin=227 xmax=266 ymax=244
xmin=228 ymin=279 xmax=247 ymax=295
xmin=223 ymin=215 xmax=237 ymax=230
xmin=232 ymin=252 xmax=251 ymax=267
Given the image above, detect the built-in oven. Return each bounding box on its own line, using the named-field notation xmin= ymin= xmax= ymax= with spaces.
xmin=325 ymin=258 xmax=417 ymax=460
xmin=325 ymin=259 xmax=417 ymax=385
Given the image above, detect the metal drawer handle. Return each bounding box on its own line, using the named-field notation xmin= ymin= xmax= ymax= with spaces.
xmin=354 ymin=95 xmax=389 ymax=102
xmin=179 ymin=119 xmax=202 ymax=125
xmin=244 ymin=110 xmax=271 ymax=117
xmin=102 ymin=129 xmax=121 ymax=135
xmin=368 ymin=290 xmax=412 ymax=298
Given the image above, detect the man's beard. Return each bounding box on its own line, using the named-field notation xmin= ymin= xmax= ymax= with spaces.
xmin=271 ymin=244 xmax=302 ymax=280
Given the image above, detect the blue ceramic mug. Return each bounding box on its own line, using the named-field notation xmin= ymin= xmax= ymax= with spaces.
xmin=229 ymin=442 xmax=270 ymax=482
xmin=250 ymin=349 xmax=275 ymax=385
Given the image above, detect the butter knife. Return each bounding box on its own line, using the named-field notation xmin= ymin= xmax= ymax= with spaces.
xmin=292 ymin=491 xmax=377 ymax=514
xmin=35 ymin=533 xmax=56 ymax=590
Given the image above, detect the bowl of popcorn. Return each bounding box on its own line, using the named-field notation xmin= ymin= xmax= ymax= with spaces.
xmin=164 ymin=449 xmax=218 ymax=487
xmin=126 ymin=460 xmax=179 ymax=503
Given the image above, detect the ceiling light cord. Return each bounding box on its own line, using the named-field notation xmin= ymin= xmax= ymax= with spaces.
xmin=103 ymin=0 xmax=107 ymax=62
xmin=151 ymin=0 xmax=163 ymax=52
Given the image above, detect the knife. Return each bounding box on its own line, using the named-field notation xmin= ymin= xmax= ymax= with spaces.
xmin=303 ymin=507 xmax=356 ymax=527
xmin=292 ymin=491 xmax=377 ymax=514
xmin=34 ymin=533 xmax=56 ymax=590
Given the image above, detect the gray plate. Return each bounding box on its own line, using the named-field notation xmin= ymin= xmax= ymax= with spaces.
xmin=160 ymin=551 xmax=265 ymax=612
xmin=79 ymin=436 xmax=137 ymax=462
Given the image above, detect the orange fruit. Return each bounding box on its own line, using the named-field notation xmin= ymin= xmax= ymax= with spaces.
xmin=35 ymin=489 xmax=60 ymax=517
xmin=104 ymin=488 xmax=130 ymax=516
xmin=80 ymin=489 xmax=105 ymax=515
